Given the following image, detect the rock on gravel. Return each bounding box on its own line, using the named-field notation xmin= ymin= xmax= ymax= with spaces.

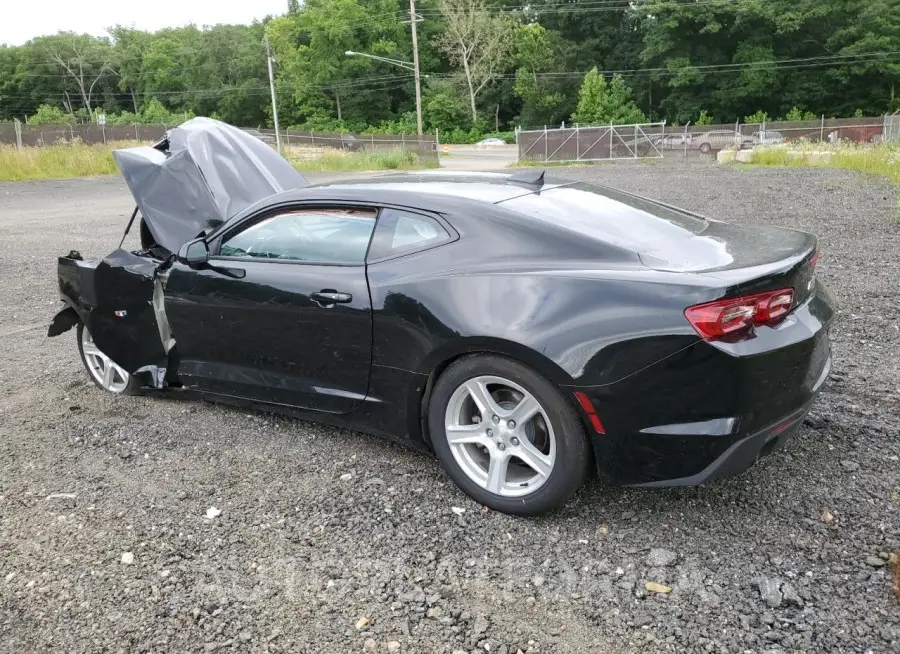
xmin=1 ymin=166 xmax=899 ymax=652
xmin=840 ymin=460 xmax=861 ymax=472
xmin=758 ymin=579 xmax=783 ymax=609
xmin=646 ymin=548 xmax=678 ymax=567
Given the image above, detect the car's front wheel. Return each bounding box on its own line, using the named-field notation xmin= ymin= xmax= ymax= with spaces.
xmin=428 ymin=355 xmax=591 ymax=516
xmin=76 ymin=323 xmax=141 ymax=395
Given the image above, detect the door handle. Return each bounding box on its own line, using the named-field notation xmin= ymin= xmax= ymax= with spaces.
xmin=311 ymin=290 xmax=352 ymax=306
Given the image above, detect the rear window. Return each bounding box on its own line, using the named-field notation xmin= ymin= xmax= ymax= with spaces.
xmin=500 ymin=183 xmax=723 ymax=270
xmin=502 ymin=182 xmax=706 ymax=238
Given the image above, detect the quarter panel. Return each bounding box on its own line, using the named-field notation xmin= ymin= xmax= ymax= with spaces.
xmin=368 ymin=258 xmax=712 ymax=386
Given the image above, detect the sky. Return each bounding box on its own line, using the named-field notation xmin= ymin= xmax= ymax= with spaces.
xmin=1 ymin=0 xmax=290 ymax=46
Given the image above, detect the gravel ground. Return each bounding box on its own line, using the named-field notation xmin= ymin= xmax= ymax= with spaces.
xmin=1 ymin=162 xmax=898 ymax=654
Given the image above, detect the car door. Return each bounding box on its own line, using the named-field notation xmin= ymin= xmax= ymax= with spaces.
xmin=163 ymin=205 xmax=376 ymax=413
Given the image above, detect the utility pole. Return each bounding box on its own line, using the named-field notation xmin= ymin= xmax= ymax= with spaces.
xmin=409 ymin=0 xmax=423 ymax=135
xmin=265 ymin=35 xmax=283 ymax=154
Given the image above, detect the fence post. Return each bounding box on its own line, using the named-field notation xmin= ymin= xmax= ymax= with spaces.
xmin=310 ymin=131 xmax=315 ymax=149
xmin=340 ymin=131 xmax=345 ymax=151
xmin=435 ymin=128 xmax=441 ymax=166
xmin=820 ymin=115 xmax=825 ymax=142
xmin=609 ymin=122 xmax=613 ymax=159
xmin=515 ymin=125 xmax=519 ymax=162
xmin=634 ymin=124 xmax=638 ymax=159
xmin=544 ymin=126 xmax=548 ymax=162
xmin=371 ymin=134 xmax=375 ymax=151
xmin=13 ymin=118 xmax=22 ymax=150
xmin=576 ymin=124 xmax=580 ymax=160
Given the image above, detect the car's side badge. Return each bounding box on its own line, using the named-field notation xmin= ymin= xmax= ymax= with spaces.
xmin=114 ymin=310 xmax=128 ymax=317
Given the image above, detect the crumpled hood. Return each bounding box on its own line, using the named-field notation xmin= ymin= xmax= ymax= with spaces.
xmin=113 ymin=117 xmax=307 ymax=254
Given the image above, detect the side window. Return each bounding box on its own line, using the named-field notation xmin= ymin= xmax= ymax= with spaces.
xmin=368 ymin=208 xmax=450 ymax=261
xmin=219 ymin=208 xmax=377 ymax=264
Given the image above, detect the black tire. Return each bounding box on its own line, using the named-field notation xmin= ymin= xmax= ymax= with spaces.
xmin=428 ymin=354 xmax=591 ymax=516
xmin=76 ymin=322 xmax=141 ymax=396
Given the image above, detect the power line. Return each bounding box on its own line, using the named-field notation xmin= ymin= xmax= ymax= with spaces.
xmin=13 ymin=0 xmax=741 ymax=74
xmin=429 ymin=52 xmax=900 ymax=80
xmin=3 ymin=51 xmax=893 ymax=103
xmin=0 ymin=74 xmax=419 ymax=102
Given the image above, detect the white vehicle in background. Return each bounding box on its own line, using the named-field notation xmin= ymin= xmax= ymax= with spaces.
xmin=695 ymin=130 xmax=743 ymax=153
xmin=652 ymin=133 xmax=693 ymax=150
xmin=475 ymin=137 xmax=506 ymax=146
xmin=749 ymin=131 xmax=786 ymax=146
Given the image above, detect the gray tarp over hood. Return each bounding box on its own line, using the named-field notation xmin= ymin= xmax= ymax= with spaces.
xmin=113 ymin=117 xmax=308 ymax=254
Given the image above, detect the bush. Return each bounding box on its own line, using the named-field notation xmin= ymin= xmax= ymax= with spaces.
xmin=27 ymin=104 xmax=73 ymax=125
xmin=744 ymin=110 xmax=771 ymax=124
xmin=139 ymin=98 xmax=191 ymax=125
xmin=781 ymin=107 xmax=817 ymax=121
xmin=696 ymin=110 xmax=713 ymax=126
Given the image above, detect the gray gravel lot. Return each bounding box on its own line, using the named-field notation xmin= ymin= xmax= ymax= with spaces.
xmin=1 ymin=162 xmax=899 ymax=653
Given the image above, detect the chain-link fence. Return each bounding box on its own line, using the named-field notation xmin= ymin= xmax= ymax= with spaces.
xmin=517 ymin=115 xmax=898 ymax=162
xmin=517 ymin=122 xmax=667 ymax=163
xmin=884 ymin=114 xmax=900 ymax=143
xmin=0 ymin=121 xmax=168 ymax=147
xmin=276 ymin=129 xmax=439 ymax=165
xmin=0 ymin=122 xmax=440 ymax=166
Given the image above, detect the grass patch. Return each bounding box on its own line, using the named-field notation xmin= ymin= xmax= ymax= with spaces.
xmin=0 ymin=141 xmax=144 ymax=181
xmin=288 ymin=148 xmax=437 ymax=172
xmin=0 ymin=142 xmax=437 ymax=182
xmin=748 ymin=143 xmax=900 ymax=185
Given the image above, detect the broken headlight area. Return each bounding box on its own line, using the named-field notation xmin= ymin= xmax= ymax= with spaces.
xmin=50 ymin=248 xmax=176 ymax=390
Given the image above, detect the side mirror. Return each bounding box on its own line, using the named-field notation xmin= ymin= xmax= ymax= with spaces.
xmin=177 ymin=238 xmax=209 ymax=268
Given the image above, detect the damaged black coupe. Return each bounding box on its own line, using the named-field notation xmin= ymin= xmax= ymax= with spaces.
xmin=49 ymin=118 xmax=834 ymax=515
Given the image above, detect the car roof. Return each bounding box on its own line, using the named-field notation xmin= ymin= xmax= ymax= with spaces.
xmin=281 ymin=171 xmax=571 ymax=205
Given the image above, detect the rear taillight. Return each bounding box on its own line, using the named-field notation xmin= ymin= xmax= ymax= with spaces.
xmin=685 ymin=288 xmax=794 ymax=341
xmin=809 ymin=249 xmax=821 ymax=268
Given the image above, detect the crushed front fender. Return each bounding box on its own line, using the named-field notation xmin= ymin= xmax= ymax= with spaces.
xmin=51 ymin=249 xmax=176 ymax=389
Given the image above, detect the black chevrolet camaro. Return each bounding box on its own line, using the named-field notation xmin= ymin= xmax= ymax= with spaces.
xmin=49 ymin=119 xmax=834 ymax=515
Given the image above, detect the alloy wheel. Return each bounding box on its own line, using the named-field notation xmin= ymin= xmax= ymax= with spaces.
xmin=443 ymin=375 xmax=556 ymax=497
xmin=81 ymin=328 xmax=131 ymax=393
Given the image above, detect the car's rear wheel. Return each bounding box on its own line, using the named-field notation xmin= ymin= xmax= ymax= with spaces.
xmin=428 ymin=355 xmax=591 ymax=516
xmin=76 ymin=323 xmax=140 ymax=395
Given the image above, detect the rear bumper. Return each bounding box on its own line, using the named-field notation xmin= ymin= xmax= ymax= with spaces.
xmin=575 ymin=281 xmax=834 ymax=486
xmin=627 ymin=352 xmax=830 ymax=488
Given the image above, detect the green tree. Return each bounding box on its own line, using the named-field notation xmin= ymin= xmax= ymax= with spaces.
xmin=438 ymin=0 xmax=516 ymax=122
xmin=696 ymin=109 xmax=713 ymax=125
xmin=781 ymin=106 xmax=817 ymax=121
xmin=511 ymin=24 xmax=567 ymax=127
xmin=422 ymin=80 xmax=470 ymax=132
xmin=28 ymin=104 xmax=72 ymax=124
xmin=744 ymin=110 xmax=770 ymax=124
xmin=571 ymin=68 xmax=646 ymax=125
xmin=33 ymin=33 xmax=116 ymax=118
xmin=267 ymin=0 xmax=407 ymax=128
